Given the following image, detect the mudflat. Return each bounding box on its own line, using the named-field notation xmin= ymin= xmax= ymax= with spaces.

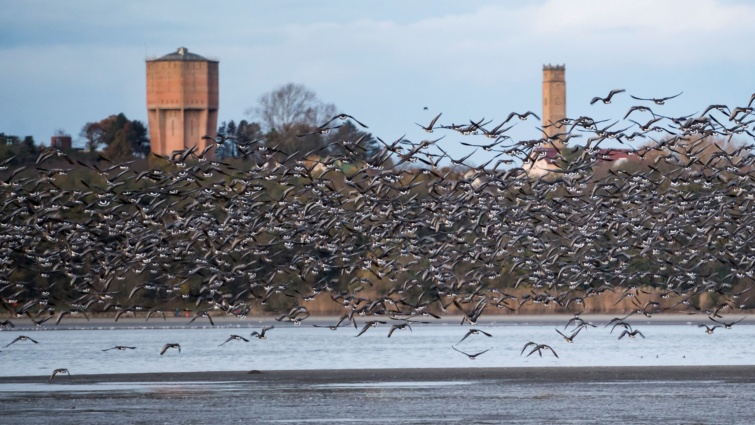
xmin=4 ymin=365 xmax=755 ymax=385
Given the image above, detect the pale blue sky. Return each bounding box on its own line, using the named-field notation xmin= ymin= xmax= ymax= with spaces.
xmin=2 ymin=0 xmax=754 ymax=162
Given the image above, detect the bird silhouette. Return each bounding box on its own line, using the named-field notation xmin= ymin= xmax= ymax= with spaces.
xmin=387 ymin=322 xmax=412 ymax=338
xmin=457 ymin=328 xmax=493 ymax=344
xmin=416 ymin=112 xmax=442 ymax=132
xmin=521 ymin=342 xmax=559 ymax=358
xmin=555 ymin=327 xmax=581 ymax=343
xmin=591 ymin=89 xmax=625 ymax=105
xmin=251 ymin=326 xmax=274 ymax=340
xmin=49 ymin=368 xmax=70 ymax=383
xmin=630 ymin=91 xmax=683 ymax=105
xmin=451 ymin=345 xmax=492 ymax=360
xmin=5 ymin=335 xmax=39 ymax=347
xmin=188 ymin=311 xmax=215 ymax=326
xmin=355 ymin=320 xmax=387 ymax=337
xmin=102 ymin=345 xmax=136 ymax=351
xmin=320 ymin=113 xmax=368 ymax=129
xmin=160 ymin=343 xmax=181 ymax=355
xmin=708 ymin=316 xmax=746 ymax=329
xmin=698 ymin=324 xmax=719 ymax=334
xmin=219 ymin=335 xmax=249 ymax=346
xmin=618 ymin=329 xmax=645 ymax=340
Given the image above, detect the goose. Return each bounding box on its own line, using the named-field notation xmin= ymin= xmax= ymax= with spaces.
xmin=451 ymin=345 xmax=492 ymax=360
xmin=457 ymin=328 xmax=493 ymax=344
xmin=160 ymin=343 xmax=181 ymax=355
xmin=102 ymin=345 xmax=136 ymax=351
xmin=320 ymin=113 xmax=368 ymax=129
xmin=521 ymin=342 xmax=559 ymax=358
xmin=188 ymin=310 xmax=214 ymax=326
xmin=618 ymin=329 xmax=645 ymax=340
xmin=555 ymin=327 xmax=581 ymax=343
xmin=630 ymin=91 xmax=683 ymax=105
xmin=49 ymin=368 xmax=70 ymax=383
xmin=591 ymin=89 xmax=625 ymax=105
xmin=708 ymin=316 xmax=746 ymax=329
xmin=219 ymin=335 xmax=249 ymax=346
xmin=251 ymin=326 xmax=274 ymax=340
xmin=416 ymin=112 xmax=442 ymax=132
xmin=5 ymin=335 xmax=39 ymax=347
xmin=312 ymin=314 xmax=355 ymax=330
xmin=386 ymin=322 xmax=412 ymax=338
xmin=355 ymin=320 xmax=386 ymax=337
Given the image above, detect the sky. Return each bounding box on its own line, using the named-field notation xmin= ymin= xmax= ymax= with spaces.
xmin=2 ymin=0 xmax=755 ymax=164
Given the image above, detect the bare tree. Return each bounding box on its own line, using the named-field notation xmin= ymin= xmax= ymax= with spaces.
xmin=247 ymin=83 xmax=337 ymax=157
xmin=248 ymin=83 xmax=336 ymax=133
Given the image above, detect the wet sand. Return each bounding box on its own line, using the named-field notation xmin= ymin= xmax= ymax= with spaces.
xmin=4 ymin=365 xmax=755 ymax=385
xmin=2 ymin=366 xmax=754 ymax=424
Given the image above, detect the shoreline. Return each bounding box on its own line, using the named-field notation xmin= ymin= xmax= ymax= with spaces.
xmin=3 ymin=365 xmax=755 ymax=385
xmin=0 ymin=313 xmax=738 ymax=330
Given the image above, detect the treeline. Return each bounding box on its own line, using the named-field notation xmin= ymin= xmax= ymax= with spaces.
xmin=1 ymin=128 xmax=753 ymax=318
xmin=2 ymin=84 xmax=755 ymax=318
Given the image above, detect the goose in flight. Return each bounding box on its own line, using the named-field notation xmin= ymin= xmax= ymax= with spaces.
xmin=5 ymin=335 xmax=39 ymax=347
xmin=630 ymin=91 xmax=683 ymax=105
xmin=591 ymin=89 xmax=625 ymax=105
xmin=457 ymin=328 xmax=493 ymax=344
xmin=320 ymin=113 xmax=368 ymax=129
xmin=49 ymin=368 xmax=70 ymax=383
xmin=102 ymin=345 xmax=136 ymax=351
xmin=451 ymin=345 xmax=492 ymax=360
xmin=146 ymin=309 xmax=167 ymax=321
xmin=521 ymin=342 xmax=559 ymax=358
xmin=251 ymin=326 xmax=274 ymax=340
xmin=275 ymin=306 xmax=310 ymax=325
xmin=160 ymin=343 xmax=181 ymax=355
xmin=555 ymin=327 xmax=581 ymax=343
xmin=26 ymin=312 xmax=53 ymax=327
xmin=312 ymin=314 xmax=356 ymax=330
xmin=416 ymin=112 xmax=442 ymax=133
xmin=708 ymin=316 xmax=746 ymax=329
xmin=386 ymin=322 xmax=412 ymax=338
xmin=188 ymin=310 xmax=214 ymax=326
xmin=220 ymin=335 xmax=249 ymax=346
xmin=55 ymin=309 xmax=90 ymax=325
xmin=502 ymin=111 xmax=540 ymax=124
xmin=618 ymin=329 xmax=645 ymax=339
xmin=355 ymin=320 xmax=387 ymax=337
xmin=698 ymin=324 xmax=719 ymax=334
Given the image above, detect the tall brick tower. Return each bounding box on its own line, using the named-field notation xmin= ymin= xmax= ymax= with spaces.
xmin=146 ymin=47 xmax=219 ymax=158
xmin=542 ymin=64 xmax=566 ymax=143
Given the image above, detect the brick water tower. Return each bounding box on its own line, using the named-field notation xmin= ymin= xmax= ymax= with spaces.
xmin=542 ymin=64 xmax=566 ymax=143
xmin=146 ymin=47 xmax=219 ymax=158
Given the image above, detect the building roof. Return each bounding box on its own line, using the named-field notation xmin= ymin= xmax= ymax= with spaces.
xmin=148 ymin=47 xmax=217 ymax=62
xmin=531 ymin=147 xmax=634 ymax=165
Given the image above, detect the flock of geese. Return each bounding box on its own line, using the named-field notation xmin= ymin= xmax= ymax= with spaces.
xmin=2 ymin=89 xmax=755 ymax=380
